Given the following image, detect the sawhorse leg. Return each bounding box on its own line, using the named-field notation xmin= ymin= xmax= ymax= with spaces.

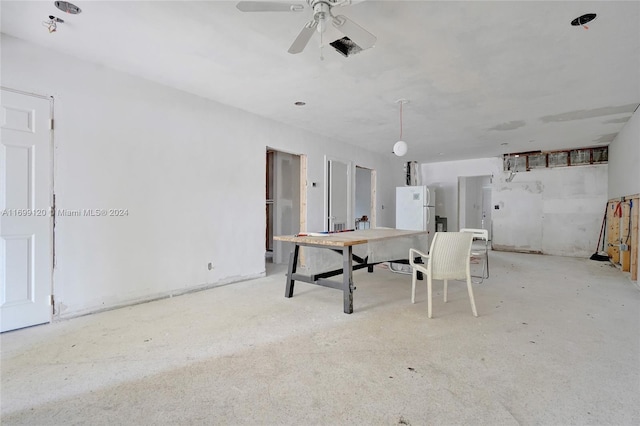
xmin=285 ymin=244 xmax=299 ymax=298
xmin=343 ymin=246 xmax=354 ymax=314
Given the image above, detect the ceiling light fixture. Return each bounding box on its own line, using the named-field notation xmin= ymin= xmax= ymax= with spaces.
xmin=393 ymin=99 xmax=409 ymax=157
xmin=313 ymin=1 xmax=330 ymax=34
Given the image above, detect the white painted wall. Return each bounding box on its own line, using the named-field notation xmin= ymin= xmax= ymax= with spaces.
xmin=2 ymin=35 xmax=399 ymax=317
xmin=607 ymin=109 xmax=639 ymax=279
xmin=492 ymin=165 xmax=608 ymax=257
xmin=608 ymin=110 xmax=640 ymax=199
xmin=421 ymin=158 xmax=503 ymax=232
xmin=422 ymin=157 xmax=608 ymax=257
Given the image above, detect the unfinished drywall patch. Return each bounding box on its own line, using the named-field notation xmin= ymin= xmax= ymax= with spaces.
xmin=489 ymin=120 xmax=526 ymax=131
xmin=492 ymin=181 xmax=544 ymax=253
xmin=592 ymin=133 xmax=617 ymax=144
xmin=603 ymin=116 xmax=631 ymax=125
xmin=493 ymin=165 xmax=608 ymax=257
xmin=540 ymin=104 xmax=639 ymax=123
xmin=606 ymin=196 xmax=639 ymax=280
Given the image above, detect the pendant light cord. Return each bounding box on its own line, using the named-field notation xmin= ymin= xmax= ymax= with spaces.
xmin=399 ymin=101 xmax=403 ymax=140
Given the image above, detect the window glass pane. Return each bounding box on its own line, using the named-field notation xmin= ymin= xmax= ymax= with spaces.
xmin=592 ymin=147 xmax=608 ymax=163
xmin=570 ymin=149 xmax=590 ymax=165
xmin=503 ymin=156 xmax=514 ymax=171
xmin=504 ymin=156 xmax=527 ymax=171
xmin=548 ymin=151 xmax=568 ymax=167
xmin=528 ymin=153 xmax=547 ymax=169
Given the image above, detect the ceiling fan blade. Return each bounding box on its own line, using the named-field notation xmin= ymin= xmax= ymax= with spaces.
xmin=288 ymin=20 xmax=318 ymax=54
xmin=331 ymin=14 xmax=376 ymax=50
xmin=236 ymin=1 xmax=304 ymax=12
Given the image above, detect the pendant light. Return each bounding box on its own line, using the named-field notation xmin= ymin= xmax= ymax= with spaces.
xmin=393 ymin=99 xmax=409 ymax=156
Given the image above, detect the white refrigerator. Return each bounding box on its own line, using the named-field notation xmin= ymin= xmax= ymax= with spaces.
xmin=396 ymin=185 xmax=436 ymax=246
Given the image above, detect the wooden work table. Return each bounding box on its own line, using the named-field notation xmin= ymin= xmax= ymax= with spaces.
xmin=274 ymin=228 xmax=428 ymax=313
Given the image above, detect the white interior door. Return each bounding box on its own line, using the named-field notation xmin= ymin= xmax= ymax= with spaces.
xmin=327 ymin=159 xmax=350 ymax=231
xmin=1 ymin=89 xmax=53 ymax=332
xmin=273 ymin=151 xmax=300 ymax=264
xmin=459 ymin=175 xmax=491 ymax=232
xmin=355 ymin=166 xmax=372 ymax=229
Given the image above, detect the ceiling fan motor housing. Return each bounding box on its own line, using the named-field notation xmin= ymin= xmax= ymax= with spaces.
xmin=236 ymin=0 xmax=375 ymax=55
xmin=311 ymin=0 xmax=332 ymax=33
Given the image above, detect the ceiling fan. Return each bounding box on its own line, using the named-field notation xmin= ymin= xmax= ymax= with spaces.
xmin=236 ymin=0 xmax=377 ymax=55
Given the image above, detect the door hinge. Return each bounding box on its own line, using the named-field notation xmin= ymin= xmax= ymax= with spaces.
xmin=49 ymin=119 xmax=54 ymax=130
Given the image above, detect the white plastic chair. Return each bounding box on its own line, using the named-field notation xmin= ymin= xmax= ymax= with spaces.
xmin=460 ymin=228 xmax=489 ymax=284
xmin=409 ymin=232 xmax=478 ymax=318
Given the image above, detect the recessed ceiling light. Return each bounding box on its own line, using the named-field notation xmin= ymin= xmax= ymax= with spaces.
xmin=294 ymin=101 xmax=306 ymax=106
xmin=55 ymin=1 xmax=81 ymax=14
xmin=571 ymin=13 xmax=596 ymax=27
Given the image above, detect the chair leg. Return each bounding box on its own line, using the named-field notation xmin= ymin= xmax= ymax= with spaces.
xmin=443 ymin=279 xmax=448 ymax=303
xmin=470 ymin=251 xmax=487 ymax=284
xmin=427 ymin=275 xmax=433 ymax=319
xmin=466 ymin=276 xmax=478 ymax=317
xmin=485 ymin=251 xmax=489 ymax=279
xmin=411 ymin=268 xmax=417 ymax=304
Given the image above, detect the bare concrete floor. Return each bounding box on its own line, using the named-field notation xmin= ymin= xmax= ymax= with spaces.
xmin=1 ymin=251 xmax=639 ymax=425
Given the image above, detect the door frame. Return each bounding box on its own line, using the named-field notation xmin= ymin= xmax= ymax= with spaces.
xmin=324 ymin=155 xmax=353 ymax=232
xmin=1 ymin=86 xmax=55 ymax=328
xmin=458 ymin=174 xmax=491 ymax=234
xmin=354 ymin=165 xmax=377 ymax=229
xmin=265 ymin=147 xmax=306 ymax=266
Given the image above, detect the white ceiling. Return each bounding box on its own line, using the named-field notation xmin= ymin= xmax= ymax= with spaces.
xmin=2 ymin=1 xmax=639 ymax=163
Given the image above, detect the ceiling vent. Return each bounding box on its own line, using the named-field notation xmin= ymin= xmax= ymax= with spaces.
xmin=330 ymin=37 xmax=364 ymax=57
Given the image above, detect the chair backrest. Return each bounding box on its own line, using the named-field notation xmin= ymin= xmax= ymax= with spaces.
xmin=427 ymin=232 xmax=474 ymax=280
xmin=460 ymin=228 xmax=489 ymax=241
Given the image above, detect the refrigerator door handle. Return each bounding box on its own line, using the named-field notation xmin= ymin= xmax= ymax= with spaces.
xmin=425 ymin=206 xmax=430 ymax=231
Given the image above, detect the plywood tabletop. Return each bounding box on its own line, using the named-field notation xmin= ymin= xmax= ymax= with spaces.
xmin=273 ymin=228 xmax=427 ymax=247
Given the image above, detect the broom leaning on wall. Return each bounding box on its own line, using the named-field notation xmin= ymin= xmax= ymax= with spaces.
xmin=591 ymin=204 xmax=610 ymax=261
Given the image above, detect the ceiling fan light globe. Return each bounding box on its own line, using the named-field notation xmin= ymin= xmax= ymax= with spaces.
xmin=393 ymin=141 xmax=408 ymax=156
